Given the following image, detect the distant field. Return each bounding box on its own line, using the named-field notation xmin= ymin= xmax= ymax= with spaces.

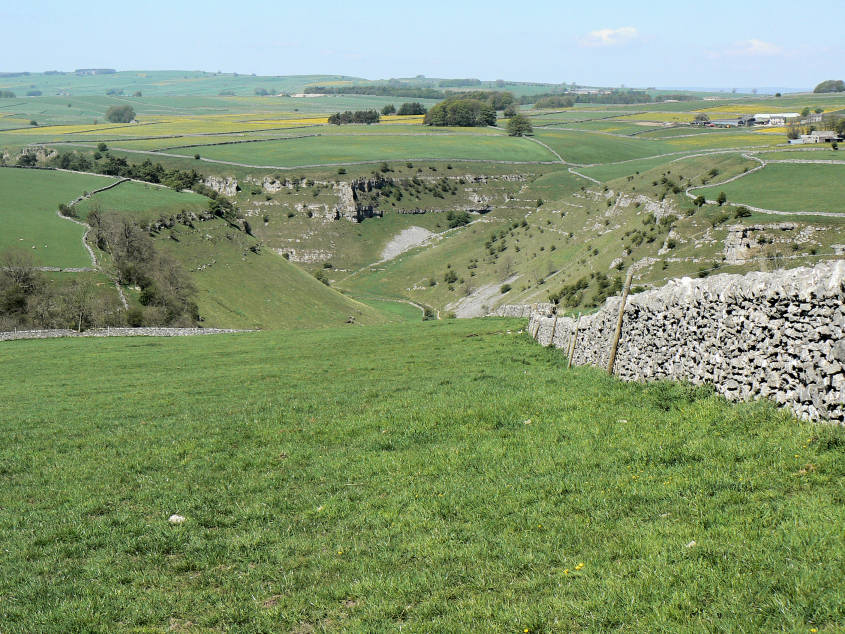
xmin=578 ymin=155 xmax=682 ymax=181
xmin=532 ymin=129 xmax=672 ymax=164
xmin=166 ymin=133 xmax=557 ymax=166
xmin=755 ymin=149 xmax=845 ymax=161
xmin=0 ymin=167 xmax=116 ymax=267
xmin=698 ymin=163 xmax=845 ymax=213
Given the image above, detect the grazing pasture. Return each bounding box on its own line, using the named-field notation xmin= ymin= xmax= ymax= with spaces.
xmin=697 ymin=163 xmax=845 ymax=213
xmin=74 ymin=181 xmax=210 ymax=223
xmin=0 ymin=167 xmax=116 ymax=267
xmin=166 ymin=133 xmax=558 ymax=166
xmin=0 ymin=319 xmax=841 ymax=631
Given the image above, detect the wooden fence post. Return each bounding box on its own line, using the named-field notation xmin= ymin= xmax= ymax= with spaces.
xmin=607 ymin=268 xmax=635 ymax=375
xmin=531 ymin=304 xmax=540 ymax=340
xmin=549 ymin=312 xmax=559 ymax=347
xmin=567 ymin=313 xmax=581 ymax=369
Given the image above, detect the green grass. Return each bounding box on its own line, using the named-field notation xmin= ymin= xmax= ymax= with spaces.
xmin=0 ymin=167 xmax=116 ymax=267
xmin=756 ymin=149 xmax=845 ymax=161
xmin=0 ymin=319 xmax=842 ymax=631
xmin=698 ymin=163 xmax=845 ymax=213
xmin=154 ymin=220 xmax=385 ymax=330
xmin=166 ymin=133 xmax=557 ymax=166
xmin=532 ymin=129 xmax=672 ymax=164
xmin=74 ymin=180 xmax=210 ymax=223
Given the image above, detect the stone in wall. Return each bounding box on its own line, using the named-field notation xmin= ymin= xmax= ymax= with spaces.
xmin=513 ymin=261 xmax=844 ymax=423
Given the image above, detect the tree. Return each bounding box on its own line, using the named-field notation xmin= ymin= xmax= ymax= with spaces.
xmin=813 ymin=79 xmax=845 ymax=93
xmin=424 ymin=98 xmax=496 ymax=127
xmin=105 ymin=104 xmax=136 ymax=123
xmin=694 ymin=195 xmax=706 ymax=208
xmin=507 ymin=115 xmax=533 ymax=137
xmin=801 ymin=107 xmax=810 ymax=117
xmin=381 ymin=103 xmax=396 ymax=115
xmin=503 ymin=105 xmax=517 ymax=118
xmin=397 ymin=102 xmax=427 ymax=115
xmin=693 ymin=113 xmax=710 ymax=125
xmin=717 ymin=192 xmax=727 ymax=206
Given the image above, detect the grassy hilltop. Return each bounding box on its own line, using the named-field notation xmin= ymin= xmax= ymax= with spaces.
xmin=0 ymin=320 xmax=842 ymax=631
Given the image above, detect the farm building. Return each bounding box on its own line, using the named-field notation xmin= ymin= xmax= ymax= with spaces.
xmin=789 ymin=130 xmax=843 ymax=144
xmin=754 ymin=113 xmax=800 ymax=126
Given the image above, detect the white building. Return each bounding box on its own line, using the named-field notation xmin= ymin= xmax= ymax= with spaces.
xmin=754 ymin=113 xmax=801 ymax=126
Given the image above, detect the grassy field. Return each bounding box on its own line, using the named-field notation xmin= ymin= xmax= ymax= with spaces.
xmin=698 ymin=163 xmax=845 ymax=213
xmin=0 ymin=167 xmax=116 ymax=267
xmin=532 ymin=129 xmax=672 ymax=164
xmin=75 ymin=181 xmax=210 ymax=223
xmin=165 ymin=133 xmax=557 ymax=166
xmin=0 ymin=319 xmax=842 ymax=631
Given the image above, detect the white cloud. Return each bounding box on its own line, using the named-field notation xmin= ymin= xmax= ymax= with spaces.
xmin=580 ymin=27 xmax=639 ymax=48
xmin=713 ymin=39 xmax=784 ymax=58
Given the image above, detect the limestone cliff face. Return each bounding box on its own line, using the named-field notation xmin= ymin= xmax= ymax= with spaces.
xmin=203 ymin=176 xmax=239 ymax=197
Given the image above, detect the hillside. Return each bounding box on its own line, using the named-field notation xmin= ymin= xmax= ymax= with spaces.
xmin=1 ymin=81 xmax=843 ymax=328
xmin=0 ymin=320 xmax=841 ymax=630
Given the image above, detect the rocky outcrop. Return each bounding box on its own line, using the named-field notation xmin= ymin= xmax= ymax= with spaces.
xmin=203 ymin=176 xmax=239 ymax=197
xmin=724 ymin=223 xmax=798 ymax=264
xmin=508 ymin=262 xmax=845 ymax=422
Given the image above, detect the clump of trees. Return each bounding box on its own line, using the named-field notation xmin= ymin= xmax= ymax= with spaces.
xmin=397 ymin=102 xmax=427 ymax=115
xmin=328 ymin=110 xmax=380 ymax=125
xmin=88 ymin=211 xmax=199 ymax=325
xmin=507 ymin=115 xmax=533 ymax=136
xmin=0 ymin=249 xmax=123 ymax=331
xmin=0 ymin=90 xmax=16 ymax=98
xmin=424 ymin=97 xmax=496 ymax=127
xmin=47 ymin=151 xmax=203 ymax=192
xmin=813 ymin=80 xmax=845 ymax=93
xmin=533 ymin=95 xmax=575 ymax=109
xmin=381 ymin=104 xmax=396 ymax=115
xmin=105 ymin=104 xmax=136 ymax=123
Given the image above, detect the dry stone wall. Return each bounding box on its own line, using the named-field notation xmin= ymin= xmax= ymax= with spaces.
xmin=498 ymin=261 xmax=844 ymax=423
xmin=0 ymin=328 xmax=250 ymax=342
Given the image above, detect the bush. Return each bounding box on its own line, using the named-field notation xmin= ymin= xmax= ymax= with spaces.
xmin=126 ymin=307 xmax=144 ymax=327
xmin=500 ymin=284 xmax=511 ymax=294
xmin=734 ymin=206 xmax=752 ymax=218
xmin=105 ymin=105 xmax=136 ymax=123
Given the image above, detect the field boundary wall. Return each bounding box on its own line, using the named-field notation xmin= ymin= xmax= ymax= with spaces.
xmin=492 ymin=261 xmax=845 ymax=423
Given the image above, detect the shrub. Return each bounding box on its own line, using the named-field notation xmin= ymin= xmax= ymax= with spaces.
xmin=500 ymin=284 xmax=512 ymax=294
xmin=105 ymin=105 xmax=136 ymax=123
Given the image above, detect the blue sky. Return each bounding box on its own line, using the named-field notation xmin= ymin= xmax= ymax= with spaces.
xmin=4 ymin=0 xmax=840 ymax=90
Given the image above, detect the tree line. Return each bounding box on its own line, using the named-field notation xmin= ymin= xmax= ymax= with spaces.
xmin=327 ymin=110 xmax=381 ymax=125
xmin=381 ymin=102 xmax=428 ymax=115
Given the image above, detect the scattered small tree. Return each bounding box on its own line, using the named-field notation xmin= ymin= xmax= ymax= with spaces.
xmin=694 ymin=195 xmax=706 ymax=208
xmin=717 ymin=192 xmax=727 ymax=206
xmin=381 ymin=104 xmax=396 ymax=115
xmin=507 ymin=114 xmax=533 ymax=137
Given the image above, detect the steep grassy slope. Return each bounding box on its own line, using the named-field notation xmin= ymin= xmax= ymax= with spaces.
xmin=154 ymin=219 xmax=384 ymax=329
xmin=1 ymin=320 xmax=841 ymax=631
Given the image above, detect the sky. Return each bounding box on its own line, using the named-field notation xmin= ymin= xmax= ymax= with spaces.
xmin=3 ymin=0 xmax=841 ymax=91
